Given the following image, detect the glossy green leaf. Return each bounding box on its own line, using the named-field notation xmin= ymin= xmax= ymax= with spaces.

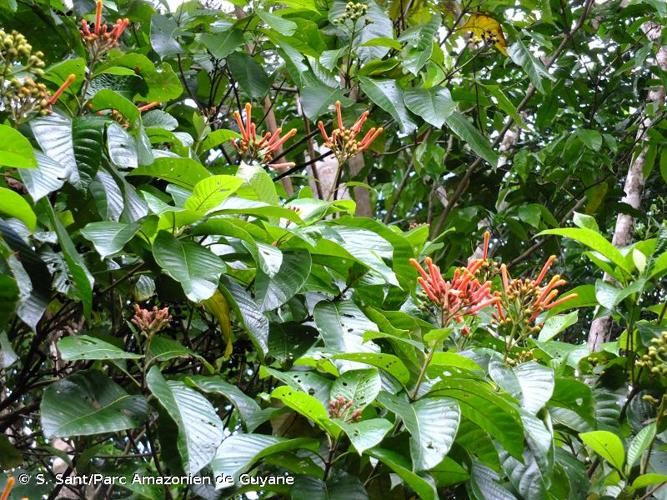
xmin=81 ymin=221 xmax=139 ymax=259
xmin=41 ymin=370 xmax=148 ymax=438
xmin=0 ymin=188 xmax=36 ymax=230
xmin=58 ymin=335 xmax=142 ymax=361
xmin=146 ymin=366 xmax=224 ymax=474
xmin=443 ymin=112 xmax=499 ymax=167
xmin=152 ymin=230 xmax=225 ymax=302
xmin=579 ymin=430 xmax=624 ymax=471
xmin=403 ymin=87 xmax=455 ymax=129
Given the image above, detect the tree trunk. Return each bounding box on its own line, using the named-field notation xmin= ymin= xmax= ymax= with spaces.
xmin=587 ymin=22 xmax=666 ymax=351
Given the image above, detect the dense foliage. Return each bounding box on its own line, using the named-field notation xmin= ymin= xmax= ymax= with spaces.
xmin=0 ymin=0 xmax=666 ymax=498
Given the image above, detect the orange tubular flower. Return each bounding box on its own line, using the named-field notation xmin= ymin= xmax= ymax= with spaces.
xmin=494 ymin=255 xmax=578 ymax=331
xmin=409 ymin=256 xmax=499 ymax=327
xmin=80 ymin=1 xmax=130 ymax=56
xmin=232 ymin=102 xmax=297 ymax=168
xmin=138 ymin=101 xmax=160 ymax=112
xmin=46 ymin=73 xmax=76 ymax=106
xmin=317 ymin=100 xmax=383 ymax=163
xmin=1 ymin=476 xmax=15 ymax=500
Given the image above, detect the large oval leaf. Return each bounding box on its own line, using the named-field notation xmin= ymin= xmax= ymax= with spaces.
xmin=41 ymin=370 xmax=148 ymax=438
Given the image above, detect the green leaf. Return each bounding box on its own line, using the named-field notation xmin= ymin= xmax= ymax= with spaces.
xmin=576 ymin=129 xmax=603 ymax=151
xmin=152 ymin=230 xmax=226 ymax=302
xmin=468 ymin=460 xmax=518 ymax=500
xmin=332 ymin=352 xmax=410 ymax=384
xmin=255 ymin=250 xmax=311 ymax=311
xmin=631 ymin=473 xmax=667 ymax=490
xmin=334 ymin=418 xmax=392 ymax=454
xmin=538 ymin=311 xmax=578 ymax=342
xmin=129 ymin=157 xmax=211 ymax=189
xmin=0 ymin=188 xmax=36 ymax=230
xmin=314 ymin=300 xmax=379 ymax=355
xmin=236 ymin=162 xmax=280 ymax=205
xmin=199 ymin=129 xmax=240 ymax=152
xmin=579 ymin=430 xmax=624 ymax=472
xmin=184 ymin=175 xmax=245 ymax=213
xmin=221 ymin=276 xmax=269 ymax=357
xmin=19 ymin=151 xmax=67 ymax=201
xmin=499 ymin=448 xmax=546 ymax=500
xmin=428 ymin=377 xmax=524 ymax=459
xmin=508 ymin=36 xmax=554 ymax=94
xmin=625 ymin=422 xmax=656 ymax=474
xmin=489 ymin=361 xmax=554 ymax=415
xmin=367 ymin=448 xmax=437 ymax=500
xmin=403 ymin=87 xmax=455 ymax=129
xmin=107 ymin=123 xmax=138 ymax=169
xmin=186 ymin=375 xmax=274 ymax=432
xmin=89 ymin=89 xmax=140 ymax=124
xmin=146 ymin=366 xmax=224 ymax=474
xmin=359 ymin=77 xmax=417 ymax=134
xmin=58 ymin=335 xmax=142 ymax=361
xmin=199 ymin=29 xmax=244 ymax=59
xmin=538 ymin=228 xmax=630 ymax=273
xmin=257 ymin=10 xmax=297 ymax=36
xmin=227 ymin=52 xmax=271 ymax=99
xmin=43 ymin=199 xmax=94 ymax=317
xmin=72 ymin=116 xmax=105 ymax=187
xmin=147 ymin=336 xmax=214 ymax=373
xmin=271 ymin=386 xmax=340 ymax=436
xmin=0 ymin=124 xmax=36 ymax=168
xmin=0 ymin=330 xmax=17 ymax=368
xmin=0 ymin=434 xmax=22 ymax=469
xmin=443 ymin=112 xmax=499 ymax=167
xmin=81 ymin=221 xmax=139 ymax=259
xmin=41 ymin=370 xmax=148 ymax=438
xmin=378 ymin=392 xmax=460 ymax=471
xmin=331 ymin=369 xmax=382 ymax=411
xmin=212 ymin=434 xmax=318 ymax=481
xmin=260 ymin=366 xmax=332 ymax=406
xmin=550 ymin=377 xmax=595 ymax=428
xmin=150 ymin=14 xmax=183 ymax=59
xmin=30 ymin=113 xmax=77 ymax=184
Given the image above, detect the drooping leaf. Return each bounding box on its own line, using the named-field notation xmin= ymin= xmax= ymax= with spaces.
xmin=443 ymin=112 xmax=499 ymax=167
xmin=367 ymin=448 xmax=438 ymax=500
xmin=129 ymin=157 xmax=211 ymax=189
xmin=359 ymin=77 xmax=417 ymax=134
xmin=378 ymin=392 xmax=460 ymax=471
xmin=255 ymin=250 xmax=311 ymax=311
xmin=146 ymin=366 xmax=224 ymax=475
xmin=152 ymin=231 xmax=225 ymax=302
xmin=334 ymin=418 xmax=392 ymax=455
xmin=41 ymin=370 xmax=148 ymax=438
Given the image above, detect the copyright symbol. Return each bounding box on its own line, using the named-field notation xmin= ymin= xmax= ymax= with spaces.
xmin=17 ymin=473 xmax=30 ymax=485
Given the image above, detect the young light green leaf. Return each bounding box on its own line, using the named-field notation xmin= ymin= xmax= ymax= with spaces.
xmin=538 ymin=311 xmax=578 ymax=342
xmin=0 ymin=124 xmax=37 ymax=168
xmin=579 ymin=430 xmax=625 ymax=472
xmin=0 ymin=188 xmax=36 ymax=230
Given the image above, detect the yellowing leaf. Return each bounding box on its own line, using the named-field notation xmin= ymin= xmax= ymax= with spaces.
xmin=204 ymin=290 xmax=233 ymax=358
xmin=460 ymin=14 xmax=508 ymax=56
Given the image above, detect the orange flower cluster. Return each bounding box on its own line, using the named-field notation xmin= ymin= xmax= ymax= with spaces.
xmin=232 ymin=103 xmax=297 ymax=168
xmin=409 ymin=256 xmax=499 ymax=327
xmin=493 ymin=256 xmax=577 ymax=330
xmin=317 ymin=101 xmax=383 ymax=163
xmin=80 ymin=0 xmax=130 ymax=56
xmin=131 ymin=304 xmax=171 ymax=337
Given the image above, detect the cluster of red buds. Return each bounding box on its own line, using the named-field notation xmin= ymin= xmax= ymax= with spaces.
xmin=409 ymin=256 xmax=499 ymax=331
xmin=80 ymin=0 xmax=130 ymax=57
xmin=328 ymin=396 xmax=362 ymax=422
xmin=232 ymin=103 xmax=297 ymax=168
xmin=493 ymin=256 xmax=577 ymax=334
xmin=131 ymin=304 xmax=171 ymax=337
xmin=317 ymin=101 xmax=383 ymax=163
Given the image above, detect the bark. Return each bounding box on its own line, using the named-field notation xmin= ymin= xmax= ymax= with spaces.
xmin=587 ymin=22 xmax=666 ymax=351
